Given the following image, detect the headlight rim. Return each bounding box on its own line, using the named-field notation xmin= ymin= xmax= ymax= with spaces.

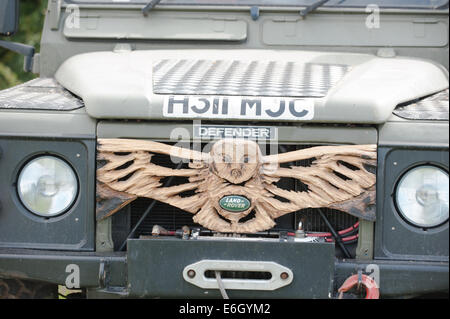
xmin=16 ymin=154 xmax=80 ymax=218
xmin=393 ymin=162 xmax=449 ymax=229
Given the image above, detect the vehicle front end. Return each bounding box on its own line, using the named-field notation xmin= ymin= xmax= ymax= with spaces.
xmin=0 ymin=0 xmax=448 ymax=299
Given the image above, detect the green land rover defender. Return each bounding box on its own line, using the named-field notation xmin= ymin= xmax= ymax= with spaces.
xmin=0 ymin=0 xmax=448 ymax=299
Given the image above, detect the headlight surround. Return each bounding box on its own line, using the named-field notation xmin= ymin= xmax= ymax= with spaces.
xmin=395 ymin=165 xmax=449 ymax=228
xmin=17 ymin=155 xmax=78 ymax=217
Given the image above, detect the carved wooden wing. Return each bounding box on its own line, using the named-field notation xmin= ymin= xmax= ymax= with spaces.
xmin=259 ymin=144 xmax=377 ymax=221
xmin=96 ymin=138 xmax=376 ymax=233
xmin=96 ymin=139 xmax=211 ymax=220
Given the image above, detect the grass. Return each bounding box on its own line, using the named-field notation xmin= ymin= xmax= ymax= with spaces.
xmin=58 ymin=285 xmax=83 ymax=299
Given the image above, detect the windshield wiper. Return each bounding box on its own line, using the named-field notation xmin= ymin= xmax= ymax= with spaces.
xmin=299 ymin=0 xmax=332 ymax=17
xmin=142 ymin=0 xmax=163 ymax=16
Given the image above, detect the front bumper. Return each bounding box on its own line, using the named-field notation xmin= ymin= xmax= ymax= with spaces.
xmin=0 ymin=242 xmax=448 ymax=298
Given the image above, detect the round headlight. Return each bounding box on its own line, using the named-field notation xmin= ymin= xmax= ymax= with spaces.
xmin=395 ymin=165 xmax=449 ymax=228
xmin=17 ymin=156 xmax=78 ymax=217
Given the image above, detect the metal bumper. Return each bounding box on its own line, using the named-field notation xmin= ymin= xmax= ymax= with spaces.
xmin=0 ymin=248 xmax=127 ymax=289
xmin=0 ymin=244 xmax=448 ymax=298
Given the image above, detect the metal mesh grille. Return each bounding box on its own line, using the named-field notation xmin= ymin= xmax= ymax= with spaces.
xmin=130 ymin=200 xmax=358 ymax=235
xmin=393 ymin=89 xmax=449 ymax=121
xmin=296 ymin=208 xmax=358 ymax=233
xmin=0 ymin=78 xmax=84 ymax=111
xmin=153 ymin=59 xmax=350 ymax=98
xmin=130 ymin=199 xmax=201 ymax=234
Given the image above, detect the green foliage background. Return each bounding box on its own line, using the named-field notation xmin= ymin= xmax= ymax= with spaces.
xmin=0 ymin=0 xmax=48 ymax=90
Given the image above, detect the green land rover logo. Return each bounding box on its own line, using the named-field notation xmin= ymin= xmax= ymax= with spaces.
xmin=219 ymin=195 xmax=251 ymax=212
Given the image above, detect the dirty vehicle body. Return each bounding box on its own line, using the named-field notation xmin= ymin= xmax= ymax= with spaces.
xmin=0 ymin=0 xmax=449 ymax=299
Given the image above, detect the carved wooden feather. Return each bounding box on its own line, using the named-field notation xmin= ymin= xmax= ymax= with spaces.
xmin=96 ymin=138 xmax=377 ymax=233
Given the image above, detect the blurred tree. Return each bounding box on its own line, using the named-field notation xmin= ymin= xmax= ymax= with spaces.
xmin=0 ymin=0 xmax=48 ymax=90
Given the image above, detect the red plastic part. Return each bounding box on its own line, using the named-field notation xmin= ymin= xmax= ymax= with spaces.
xmin=306 ymin=221 xmax=360 ymax=238
xmin=338 ymin=274 xmax=380 ymax=299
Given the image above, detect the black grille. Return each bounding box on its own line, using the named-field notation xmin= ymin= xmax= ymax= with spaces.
xmin=128 ymin=144 xmax=358 ymax=237
xmin=296 ymin=208 xmax=358 ymax=233
xmin=129 ymin=199 xmax=358 ymax=236
xmin=130 ymin=199 xmax=201 ymax=235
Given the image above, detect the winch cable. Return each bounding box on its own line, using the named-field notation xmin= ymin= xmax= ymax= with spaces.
xmin=119 ymin=161 xmax=184 ymax=251
xmin=215 ymin=271 xmax=230 ymax=299
xmin=318 ymin=209 xmax=352 ymax=258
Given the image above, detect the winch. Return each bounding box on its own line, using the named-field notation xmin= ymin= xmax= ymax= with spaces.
xmin=144 ymin=224 xmax=326 ymax=243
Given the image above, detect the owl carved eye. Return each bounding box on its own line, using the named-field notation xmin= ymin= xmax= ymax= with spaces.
xmin=222 ymin=155 xmax=232 ymax=163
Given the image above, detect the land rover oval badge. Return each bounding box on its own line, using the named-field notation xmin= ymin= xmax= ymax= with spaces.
xmin=219 ymin=195 xmax=251 ymax=212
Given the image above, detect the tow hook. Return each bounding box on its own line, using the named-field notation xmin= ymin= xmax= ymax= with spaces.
xmin=338 ymin=270 xmax=380 ymax=299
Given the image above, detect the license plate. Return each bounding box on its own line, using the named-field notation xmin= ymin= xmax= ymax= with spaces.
xmin=163 ymin=95 xmax=314 ymax=121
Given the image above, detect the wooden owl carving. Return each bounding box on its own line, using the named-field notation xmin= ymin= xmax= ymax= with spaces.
xmin=96 ymin=138 xmax=377 ymax=233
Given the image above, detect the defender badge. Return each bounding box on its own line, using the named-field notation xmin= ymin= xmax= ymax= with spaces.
xmin=96 ymin=138 xmax=377 ymax=233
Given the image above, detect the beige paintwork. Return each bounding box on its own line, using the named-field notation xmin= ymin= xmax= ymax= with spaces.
xmin=55 ymin=49 xmax=448 ymax=123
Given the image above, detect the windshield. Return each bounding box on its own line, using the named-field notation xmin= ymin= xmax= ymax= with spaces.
xmin=68 ymin=0 xmax=449 ymax=10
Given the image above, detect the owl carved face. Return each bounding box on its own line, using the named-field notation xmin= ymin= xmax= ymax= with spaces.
xmin=210 ymin=139 xmax=262 ymax=184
